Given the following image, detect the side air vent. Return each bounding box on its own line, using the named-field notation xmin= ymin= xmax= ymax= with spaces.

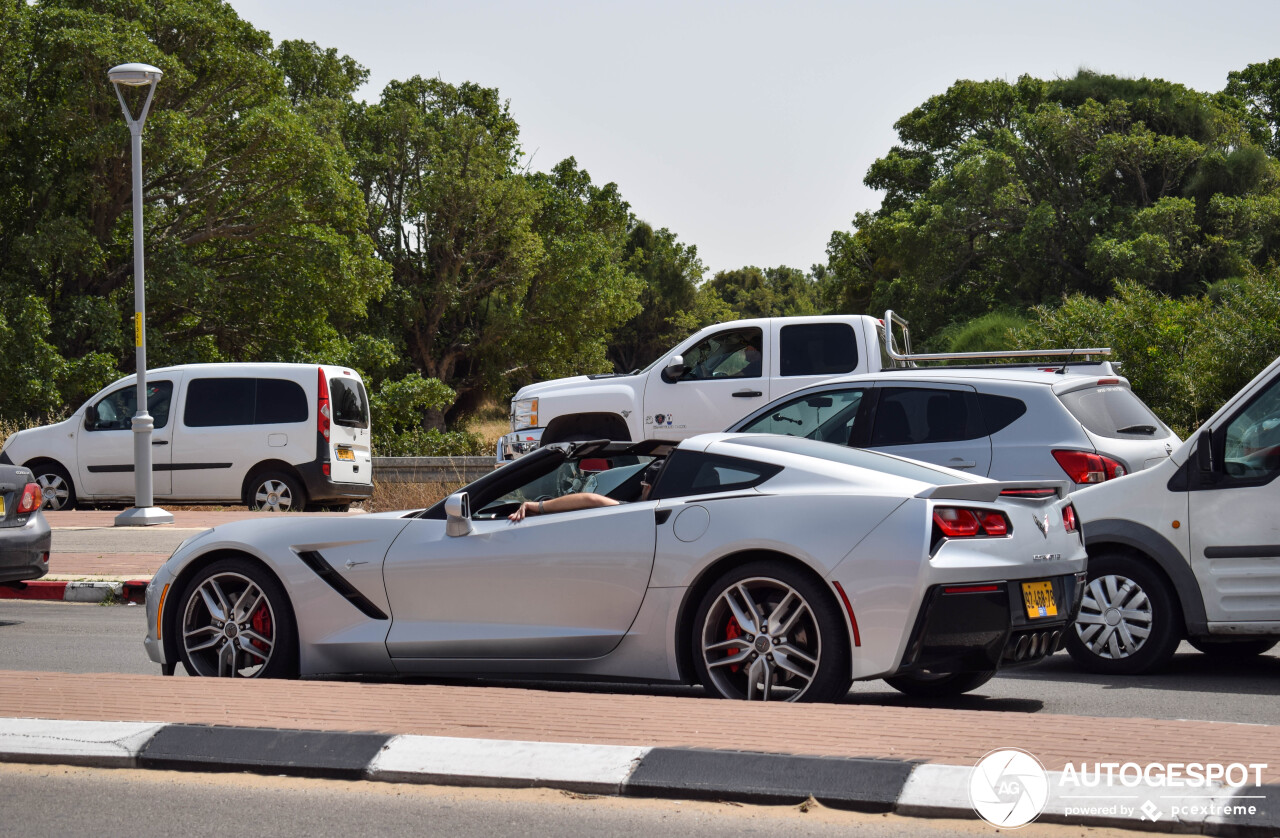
xmin=296 ymin=550 xmax=388 ymax=620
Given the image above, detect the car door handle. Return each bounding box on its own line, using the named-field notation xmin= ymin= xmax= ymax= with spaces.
xmin=152 ymin=440 xmax=169 ymax=446
xmin=732 ymin=390 xmax=763 ymax=398
xmin=948 ymin=458 xmax=976 ymax=469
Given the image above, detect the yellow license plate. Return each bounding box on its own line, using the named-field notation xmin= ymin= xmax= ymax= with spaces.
xmin=335 ymin=448 xmax=355 ymax=461
xmin=0 ymin=497 xmax=5 ymax=516
xmin=1022 ymin=581 xmax=1057 ymax=618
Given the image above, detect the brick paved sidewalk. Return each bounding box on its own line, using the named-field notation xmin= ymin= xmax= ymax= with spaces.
xmin=3 ymin=669 xmax=1278 ymax=782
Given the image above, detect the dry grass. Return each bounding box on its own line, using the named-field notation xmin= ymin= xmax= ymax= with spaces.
xmin=463 ymin=400 xmax=510 ymax=451
xmin=366 ymin=479 xmax=468 ymax=513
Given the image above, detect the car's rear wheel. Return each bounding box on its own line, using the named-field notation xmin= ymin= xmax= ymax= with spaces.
xmin=178 ymin=558 xmax=298 ymax=678
xmin=1188 ymin=637 xmax=1278 ymax=660
xmin=883 ymin=669 xmax=996 ymax=698
xmin=692 ymin=561 xmax=851 ymax=702
xmin=31 ymin=463 xmax=76 ymax=511
xmin=1065 ymin=552 xmax=1182 ymax=674
xmin=247 ymin=472 xmax=304 ymax=512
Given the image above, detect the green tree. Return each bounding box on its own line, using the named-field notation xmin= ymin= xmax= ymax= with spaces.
xmin=827 ymin=71 xmax=1280 ymax=340
xmin=0 ymin=0 xmax=388 ymax=420
xmin=708 ymin=265 xmax=824 ymax=318
xmin=606 ymin=222 xmax=719 ymax=373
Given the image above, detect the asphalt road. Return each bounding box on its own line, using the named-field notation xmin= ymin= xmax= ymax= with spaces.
xmin=0 ymin=763 xmax=1151 ymax=838
xmin=2 ymin=600 xmax=1278 ymax=725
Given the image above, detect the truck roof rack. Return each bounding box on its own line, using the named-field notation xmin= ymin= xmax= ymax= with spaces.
xmin=880 ymin=310 xmax=1113 ymax=372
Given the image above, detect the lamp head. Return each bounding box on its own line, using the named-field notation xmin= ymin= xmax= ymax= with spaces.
xmin=108 ymin=63 xmax=162 ymax=86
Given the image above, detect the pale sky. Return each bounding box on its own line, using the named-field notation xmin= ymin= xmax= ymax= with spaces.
xmin=228 ymin=0 xmax=1280 ymax=277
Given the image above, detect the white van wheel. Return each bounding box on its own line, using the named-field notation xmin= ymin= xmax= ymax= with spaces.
xmin=248 ymin=473 xmax=304 ymax=512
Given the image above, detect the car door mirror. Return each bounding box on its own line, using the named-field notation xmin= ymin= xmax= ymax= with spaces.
xmin=444 ymin=491 xmax=472 ymax=537
xmin=665 ymin=354 xmax=685 ymax=379
xmin=1196 ymin=429 xmax=1214 ymax=473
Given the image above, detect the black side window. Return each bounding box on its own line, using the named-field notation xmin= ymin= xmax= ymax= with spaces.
xmin=256 ymin=379 xmax=308 ymax=424
xmin=977 ymin=393 xmax=1027 ymax=436
xmin=870 ymin=387 xmax=983 ymax=446
xmin=650 ymin=450 xmax=782 ymax=500
xmin=85 ymin=381 xmax=173 ymax=431
xmin=184 ymin=379 xmax=254 ymax=427
xmin=677 ymin=327 xmax=763 ymax=381
xmin=1221 ymin=374 xmax=1280 ymax=482
xmin=779 ymin=323 xmax=858 ymax=376
xmin=329 ymin=377 xmax=369 ymax=428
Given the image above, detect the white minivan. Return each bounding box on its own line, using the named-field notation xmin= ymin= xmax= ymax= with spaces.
xmin=1067 ymin=355 xmax=1280 ymax=673
xmin=0 ymin=363 xmax=372 ymax=511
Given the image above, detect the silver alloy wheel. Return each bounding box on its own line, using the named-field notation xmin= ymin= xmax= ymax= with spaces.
xmin=1074 ymin=574 xmax=1153 ymax=660
xmin=254 ymin=479 xmax=294 ymax=512
xmin=181 ymin=571 xmax=277 ymax=677
xmin=36 ymin=473 xmax=71 ymax=510
xmin=701 ymin=577 xmax=821 ymax=702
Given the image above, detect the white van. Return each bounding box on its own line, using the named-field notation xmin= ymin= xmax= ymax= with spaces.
xmin=0 ymin=363 xmax=372 ymax=511
xmin=1067 ymin=355 xmax=1280 ymax=673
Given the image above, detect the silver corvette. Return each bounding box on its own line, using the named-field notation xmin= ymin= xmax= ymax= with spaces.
xmin=144 ymin=434 xmax=1087 ymax=701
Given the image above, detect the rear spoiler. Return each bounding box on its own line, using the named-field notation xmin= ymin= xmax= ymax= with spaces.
xmin=916 ymin=481 xmax=1070 ymax=502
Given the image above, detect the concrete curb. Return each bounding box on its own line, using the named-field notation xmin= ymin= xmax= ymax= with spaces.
xmin=1 ymin=717 xmax=1277 ymax=835
xmin=0 ymin=580 xmax=148 ymax=603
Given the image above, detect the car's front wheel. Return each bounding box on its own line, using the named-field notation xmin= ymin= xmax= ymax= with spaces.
xmin=177 ymin=558 xmax=298 ymax=678
xmin=1065 ymin=552 xmax=1182 ymax=674
xmin=692 ymin=561 xmax=851 ymax=702
xmin=883 ymin=669 xmax=996 ymax=698
xmin=31 ymin=463 xmax=76 ymax=511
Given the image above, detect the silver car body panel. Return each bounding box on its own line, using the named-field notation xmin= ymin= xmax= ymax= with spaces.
xmin=146 ymin=433 xmax=1087 ymax=684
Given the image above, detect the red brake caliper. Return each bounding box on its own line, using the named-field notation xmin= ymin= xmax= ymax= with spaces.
xmin=249 ymin=603 xmax=272 ymax=659
xmin=725 ymin=616 xmax=744 ymax=673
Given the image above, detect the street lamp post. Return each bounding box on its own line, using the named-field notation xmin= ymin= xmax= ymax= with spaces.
xmin=109 ymin=63 xmax=173 ymax=527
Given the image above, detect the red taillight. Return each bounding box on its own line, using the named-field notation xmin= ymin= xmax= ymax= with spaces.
xmin=1052 ymin=450 xmax=1126 ymax=484
xmin=1063 ymin=503 xmax=1078 ymax=533
xmin=317 ymin=367 xmax=331 ymax=443
xmin=1096 ymin=378 xmax=1119 ymax=385
xmin=17 ymin=482 xmax=41 ymax=514
xmin=979 ymin=511 xmax=1008 ymax=536
xmin=932 ymin=507 xmax=1010 ymax=538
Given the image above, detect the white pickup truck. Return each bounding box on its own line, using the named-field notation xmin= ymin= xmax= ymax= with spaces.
xmin=498 ymin=316 xmax=889 ymax=461
xmin=498 ymin=311 xmax=1112 ymax=463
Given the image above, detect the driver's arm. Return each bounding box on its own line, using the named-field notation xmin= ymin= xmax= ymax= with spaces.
xmin=508 ymin=492 xmax=620 ymax=522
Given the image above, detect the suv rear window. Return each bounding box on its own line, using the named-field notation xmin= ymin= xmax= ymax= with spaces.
xmin=329 ymin=377 xmax=370 ymax=428
xmin=1057 ymin=385 xmax=1165 ymax=439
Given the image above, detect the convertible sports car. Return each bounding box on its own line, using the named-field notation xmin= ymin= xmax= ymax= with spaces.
xmin=145 ymin=434 xmax=1087 ymax=701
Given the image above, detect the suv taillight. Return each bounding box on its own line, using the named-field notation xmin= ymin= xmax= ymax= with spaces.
xmin=932 ymin=507 xmax=1011 ymax=538
xmin=317 ymin=367 xmax=331 ymax=443
xmin=17 ymin=482 xmax=42 ymax=514
xmin=1052 ymin=450 xmax=1126 ymax=484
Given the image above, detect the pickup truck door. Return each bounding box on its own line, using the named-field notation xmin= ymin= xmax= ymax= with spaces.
xmin=768 ymin=320 xmax=864 ymax=401
xmin=1189 ymin=370 xmax=1280 ymax=623
xmin=642 ymin=325 xmax=769 ymax=440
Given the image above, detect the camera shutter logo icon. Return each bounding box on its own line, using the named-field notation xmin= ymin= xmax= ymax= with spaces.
xmin=969 ymin=748 xmax=1050 ymax=828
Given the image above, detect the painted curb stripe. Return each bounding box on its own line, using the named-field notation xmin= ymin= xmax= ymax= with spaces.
xmin=368 ymin=735 xmax=649 ymax=794
xmin=623 ymin=747 xmax=915 ymax=811
xmin=0 ymin=718 xmax=164 ymax=767
xmin=0 ymin=580 xmax=147 ymax=602
xmin=139 ymin=725 xmax=393 ymax=780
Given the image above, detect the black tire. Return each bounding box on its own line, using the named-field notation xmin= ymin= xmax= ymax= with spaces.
xmin=177 ymin=557 xmax=298 ymax=678
xmin=30 ymin=462 xmax=77 ymax=511
xmin=883 ymin=669 xmax=996 ymax=698
xmin=246 ymin=471 xmax=306 ymax=512
xmin=1065 ymin=552 xmax=1183 ymax=675
xmin=691 ymin=560 xmax=851 ymax=702
xmin=1188 ymin=637 xmax=1279 ymax=661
